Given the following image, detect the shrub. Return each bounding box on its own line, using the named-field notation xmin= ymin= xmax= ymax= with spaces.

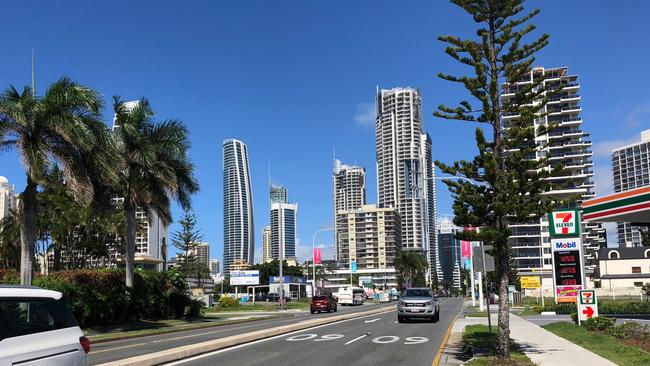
xmin=218 ymin=295 xmax=239 ymax=308
xmin=542 ymin=303 xmax=576 ymax=315
xmin=606 ymin=321 xmax=650 ymax=340
xmin=583 ymin=316 xmax=615 ymax=332
xmin=570 ymin=312 xmax=578 ymax=325
xmin=0 ymin=269 xmax=19 ymax=284
xmin=186 ymin=298 xmax=205 ymax=317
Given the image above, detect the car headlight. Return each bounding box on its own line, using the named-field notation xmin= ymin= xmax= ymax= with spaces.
xmin=399 ymin=301 xmax=406 ymax=306
xmin=425 ymin=301 xmax=433 ymax=306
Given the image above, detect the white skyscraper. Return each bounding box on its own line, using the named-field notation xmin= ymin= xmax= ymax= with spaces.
xmin=333 ymin=159 xmax=366 ymax=260
xmin=501 ymin=66 xmax=606 ymax=283
xmin=262 ymin=225 xmax=272 ymax=263
xmin=375 ymin=87 xmax=437 ymax=278
xmin=612 ymin=129 xmax=650 ymax=247
xmin=223 ymin=139 xmax=255 ymax=274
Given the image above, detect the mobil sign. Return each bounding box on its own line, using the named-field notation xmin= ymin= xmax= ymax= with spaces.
xmin=552 ymin=239 xmax=580 ymax=251
xmin=549 ymin=209 xmax=581 ymax=238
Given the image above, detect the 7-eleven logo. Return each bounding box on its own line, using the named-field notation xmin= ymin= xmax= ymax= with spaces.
xmin=552 ymin=210 xmax=578 ymax=236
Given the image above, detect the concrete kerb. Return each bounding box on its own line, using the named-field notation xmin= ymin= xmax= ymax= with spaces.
xmin=96 ymin=306 xmax=396 ymax=366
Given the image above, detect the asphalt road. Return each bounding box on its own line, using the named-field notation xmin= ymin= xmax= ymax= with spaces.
xmin=164 ymin=297 xmax=464 ymax=366
xmin=90 ymin=302 xmax=389 ymax=365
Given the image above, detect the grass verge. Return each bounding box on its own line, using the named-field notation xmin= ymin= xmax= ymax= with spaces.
xmin=206 ymin=299 xmax=311 ymax=312
xmin=542 ymin=322 xmax=650 ymax=366
xmin=86 ymin=315 xmax=282 ymax=343
xmin=463 ymin=325 xmax=534 ymax=366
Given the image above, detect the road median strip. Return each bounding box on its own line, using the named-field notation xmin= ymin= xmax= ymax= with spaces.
xmin=97 ymin=306 xmax=395 ymax=366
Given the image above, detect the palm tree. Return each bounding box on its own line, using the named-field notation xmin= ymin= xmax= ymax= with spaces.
xmin=395 ymin=251 xmax=428 ymax=289
xmin=0 ymin=78 xmax=119 ymax=285
xmin=112 ymin=97 xmax=198 ymax=290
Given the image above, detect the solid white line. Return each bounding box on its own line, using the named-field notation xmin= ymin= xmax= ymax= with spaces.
xmin=344 ymin=334 xmax=368 ymax=345
xmin=364 ymin=318 xmax=381 ymax=323
xmin=163 ymin=310 xmax=392 ymax=365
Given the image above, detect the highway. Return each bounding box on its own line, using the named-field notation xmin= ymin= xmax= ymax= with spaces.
xmin=90 ymin=301 xmax=394 ymax=365
xmin=165 ymin=297 xmax=463 ymax=366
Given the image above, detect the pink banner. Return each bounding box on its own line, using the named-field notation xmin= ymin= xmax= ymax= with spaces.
xmin=461 ymin=241 xmax=471 ymax=258
xmin=314 ymin=248 xmax=322 ymax=264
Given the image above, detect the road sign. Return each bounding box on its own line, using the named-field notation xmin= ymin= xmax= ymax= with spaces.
xmin=520 ymin=276 xmax=541 ymax=289
xmin=577 ymin=290 xmax=598 ymax=324
xmin=230 ymin=270 xmax=260 ymax=285
xmin=549 ymin=209 xmax=581 ymax=238
xmin=351 ymin=261 xmax=357 ymax=273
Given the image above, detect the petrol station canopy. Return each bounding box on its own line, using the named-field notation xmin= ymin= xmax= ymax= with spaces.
xmin=583 ymin=185 xmax=650 ymax=224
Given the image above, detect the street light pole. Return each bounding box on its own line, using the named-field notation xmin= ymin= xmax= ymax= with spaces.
xmin=312 ymin=227 xmax=334 ymax=296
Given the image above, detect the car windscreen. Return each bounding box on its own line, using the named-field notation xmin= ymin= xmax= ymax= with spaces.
xmin=404 ymin=289 xmax=432 ymax=297
xmin=0 ymin=297 xmax=77 ymax=340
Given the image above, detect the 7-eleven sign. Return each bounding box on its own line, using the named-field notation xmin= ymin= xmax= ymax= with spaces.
xmin=549 ymin=209 xmax=581 ymax=238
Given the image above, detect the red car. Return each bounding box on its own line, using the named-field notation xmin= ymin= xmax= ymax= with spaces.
xmin=310 ymin=294 xmax=337 ymax=314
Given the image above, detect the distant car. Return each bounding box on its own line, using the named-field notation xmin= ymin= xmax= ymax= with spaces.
xmin=266 ymin=293 xmax=291 ymax=302
xmin=0 ymin=285 xmax=90 ymax=365
xmin=310 ymin=294 xmax=337 ymax=314
xmin=397 ymin=287 xmax=439 ymax=323
xmin=390 ymin=293 xmax=400 ymax=301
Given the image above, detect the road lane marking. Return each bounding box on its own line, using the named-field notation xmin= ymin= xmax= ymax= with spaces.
xmin=372 ymin=336 xmax=399 ymax=344
xmin=164 ymin=308 xmax=395 ymax=365
xmin=364 ymin=318 xmax=381 ymax=323
xmin=405 ymin=336 xmax=429 ymax=345
xmin=286 ymin=334 xmax=318 ymax=341
xmin=344 ymin=334 xmax=368 ymax=345
xmin=89 ymin=342 xmax=147 ymax=355
xmin=313 ymin=334 xmax=344 ymax=341
xmin=431 ymin=314 xmax=458 ymax=366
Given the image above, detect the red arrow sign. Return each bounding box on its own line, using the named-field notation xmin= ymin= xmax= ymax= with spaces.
xmin=582 ymin=306 xmax=594 ymax=318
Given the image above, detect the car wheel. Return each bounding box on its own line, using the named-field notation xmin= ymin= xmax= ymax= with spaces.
xmin=311 ymin=310 xmax=315 ymax=314
xmin=397 ymin=315 xmax=404 ymax=323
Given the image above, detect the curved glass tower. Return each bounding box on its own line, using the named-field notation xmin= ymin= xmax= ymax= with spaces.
xmin=223 ymin=139 xmax=254 ymax=274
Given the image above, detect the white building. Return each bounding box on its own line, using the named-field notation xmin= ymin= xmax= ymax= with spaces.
xmin=223 ymin=139 xmax=255 ymax=274
xmin=191 ymin=243 xmax=209 ymax=267
xmin=501 ymin=66 xmax=606 ymax=288
xmin=375 ymin=87 xmax=437 ymax=279
xmin=612 ymin=130 xmax=650 ymax=247
xmin=262 ymin=225 xmax=272 ymax=263
xmin=209 ymin=259 xmax=220 ymax=276
xmin=0 ymin=177 xmax=18 ymax=221
xmin=270 ymin=202 xmax=297 ymax=262
xmin=333 ymin=159 xmax=366 ymax=261
xmin=596 ymin=247 xmax=650 ymax=295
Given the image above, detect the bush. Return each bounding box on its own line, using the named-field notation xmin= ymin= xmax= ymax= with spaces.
xmin=186 ymin=298 xmax=205 ymax=317
xmin=606 ymin=321 xmax=650 ymax=340
xmin=570 ymin=312 xmax=578 ymax=324
xmin=542 ymin=303 xmax=576 ymax=315
xmin=218 ymin=295 xmax=240 ymax=308
xmin=0 ymin=269 xmax=19 ymax=284
xmin=583 ymin=316 xmax=615 ymax=332
xmin=599 ymin=301 xmax=650 ymax=314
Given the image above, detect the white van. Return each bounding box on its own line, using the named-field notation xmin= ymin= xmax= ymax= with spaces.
xmin=0 ymin=285 xmax=89 ymax=366
xmin=337 ymin=286 xmax=365 ymax=306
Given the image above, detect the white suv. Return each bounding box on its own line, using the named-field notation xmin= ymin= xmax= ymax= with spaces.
xmin=0 ymin=285 xmax=89 ymax=365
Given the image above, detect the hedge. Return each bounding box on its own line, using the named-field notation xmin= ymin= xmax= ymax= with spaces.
xmin=0 ymin=268 xmax=196 ymax=327
xmin=541 ymin=301 xmax=650 ymax=315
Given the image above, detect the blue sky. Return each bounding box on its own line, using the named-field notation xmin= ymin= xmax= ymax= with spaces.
xmin=1 ymin=1 xmax=649 ymax=262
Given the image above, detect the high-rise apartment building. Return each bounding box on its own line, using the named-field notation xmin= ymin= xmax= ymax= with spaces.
xmin=375 ymin=87 xmax=437 ymax=279
xmin=501 ymin=66 xmax=606 ymax=284
xmin=333 ymin=159 xmax=366 ymax=260
xmin=0 ymin=176 xmax=17 ymax=221
xmin=437 ymin=217 xmax=462 ymax=289
xmin=612 ymin=130 xmax=650 ymax=247
xmin=209 ymin=259 xmax=220 ymax=276
xmin=262 ymin=225 xmax=272 ymax=262
xmin=191 ymin=242 xmax=209 ymax=267
xmin=270 ymin=203 xmax=297 ymax=261
xmin=336 ymin=204 xmax=401 ymax=269
xmin=223 ymin=139 xmax=255 ymax=274
xmin=270 ymin=183 xmax=288 ymax=205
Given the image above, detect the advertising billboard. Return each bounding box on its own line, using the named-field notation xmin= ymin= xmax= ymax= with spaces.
xmin=230 ymin=270 xmax=260 ymax=286
xmin=551 ymin=238 xmax=583 ymax=302
xmin=549 ymin=209 xmax=581 ymax=238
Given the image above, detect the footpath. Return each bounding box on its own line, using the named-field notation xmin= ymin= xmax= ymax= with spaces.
xmin=439 ymin=312 xmax=616 ymax=366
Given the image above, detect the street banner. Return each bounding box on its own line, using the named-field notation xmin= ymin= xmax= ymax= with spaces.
xmin=230 ymin=270 xmax=260 ymax=286
xmin=549 ymin=209 xmax=581 ymax=238
xmin=461 ymin=241 xmax=471 ymax=257
xmin=314 ymin=248 xmax=322 ymax=265
xmin=351 ymin=261 xmax=357 ymax=273
xmin=520 ymin=276 xmax=541 ymax=289
xmin=577 ymin=289 xmax=598 ymax=323
xmin=551 ymin=238 xmax=583 ymax=302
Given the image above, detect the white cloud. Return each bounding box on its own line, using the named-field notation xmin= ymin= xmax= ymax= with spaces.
xmin=602 ymin=222 xmax=619 ymax=248
xmin=592 ymin=136 xmax=639 ymax=162
xmin=623 ymin=103 xmax=650 ymax=131
xmin=593 ymin=164 xmax=614 ymax=196
xmin=353 ymin=102 xmax=375 ymax=126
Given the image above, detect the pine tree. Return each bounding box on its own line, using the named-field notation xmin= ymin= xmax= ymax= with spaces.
xmin=171 ymin=209 xmax=205 ymax=283
xmin=434 ymin=0 xmax=561 ymax=358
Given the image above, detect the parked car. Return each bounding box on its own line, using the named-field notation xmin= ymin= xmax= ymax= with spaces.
xmin=390 ymin=293 xmax=400 ymax=301
xmin=0 ymin=285 xmax=90 ymax=365
xmin=397 ymin=287 xmax=439 ymax=323
xmin=266 ymin=293 xmax=291 ymax=302
xmin=310 ymin=294 xmax=337 ymax=314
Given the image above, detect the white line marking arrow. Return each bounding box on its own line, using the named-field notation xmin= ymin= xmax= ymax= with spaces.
xmin=364 ymin=318 xmax=381 ymax=323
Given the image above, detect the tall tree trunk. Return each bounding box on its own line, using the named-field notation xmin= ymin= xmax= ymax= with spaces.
xmin=496 ymin=225 xmax=511 ymax=358
xmin=19 ymin=178 xmax=38 ymax=285
xmin=125 ymin=201 xmax=137 ymax=288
